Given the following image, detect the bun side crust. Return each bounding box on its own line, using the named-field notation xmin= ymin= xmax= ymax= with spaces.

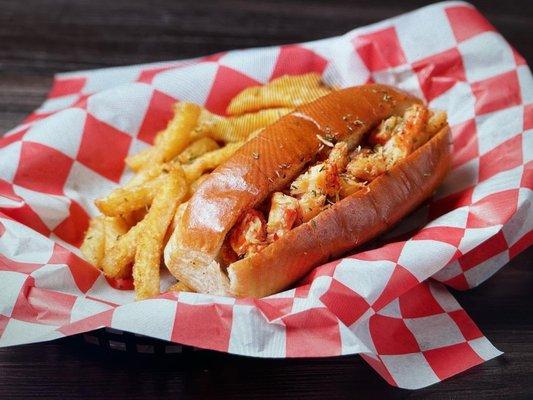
xmin=227 ymin=126 xmax=451 ymax=298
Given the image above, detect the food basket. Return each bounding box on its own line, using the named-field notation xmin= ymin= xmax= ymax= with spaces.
xmin=0 ymin=2 xmax=531 ymax=389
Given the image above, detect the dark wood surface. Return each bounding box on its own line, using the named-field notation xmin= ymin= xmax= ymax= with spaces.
xmin=0 ymin=1 xmax=531 ymax=398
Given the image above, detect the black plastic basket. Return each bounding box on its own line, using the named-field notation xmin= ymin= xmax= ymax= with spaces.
xmin=82 ymin=327 xmax=198 ymax=354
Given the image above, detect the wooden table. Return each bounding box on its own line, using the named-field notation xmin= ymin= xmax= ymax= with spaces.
xmin=0 ymin=1 xmax=531 ymax=398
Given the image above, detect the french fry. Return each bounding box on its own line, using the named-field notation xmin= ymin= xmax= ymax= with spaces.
xmin=120 ymin=207 xmax=148 ymax=227
xmin=95 ymin=176 xmax=163 ymax=217
xmin=100 ymin=160 xmax=187 ymax=220
xmin=183 ymin=142 xmax=244 ymax=182
xmin=127 ymin=127 xmax=177 ymax=171
xmin=80 ymin=216 xmax=106 ymax=268
xmin=177 ymin=137 xmax=219 ymax=164
xmin=226 ymin=73 xmax=332 ymax=115
xmin=133 ymin=236 xmax=160 ymax=300
xmin=153 ymin=129 xmax=166 ymax=145
xmin=101 ymin=165 xmax=186 ymax=280
xmin=133 ymin=166 xmax=187 ymax=300
xmin=128 ymin=130 xmax=166 ymax=171
xmin=194 ymin=108 xmax=291 ymax=142
xmin=126 ymin=162 xmax=171 ymax=187
xmin=120 ymin=160 xmax=180 ymax=207
xmin=103 ymin=216 xmax=129 ymax=253
xmin=155 ymin=102 xmax=201 ymax=162
xmin=126 ymin=102 xmax=201 ymax=171
xmin=125 ymin=147 xmax=152 ymax=171
xmin=192 ymin=108 xmax=222 ymax=138
xmin=101 ymin=221 xmax=143 ymax=278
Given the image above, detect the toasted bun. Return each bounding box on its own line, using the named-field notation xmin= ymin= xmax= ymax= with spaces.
xmin=164 ymin=84 xmax=429 ymax=295
xmin=227 ymin=126 xmax=450 ymax=297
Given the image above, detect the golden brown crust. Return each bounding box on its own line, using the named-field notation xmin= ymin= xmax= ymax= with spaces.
xmin=227 ymin=126 xmax=451 ymax=297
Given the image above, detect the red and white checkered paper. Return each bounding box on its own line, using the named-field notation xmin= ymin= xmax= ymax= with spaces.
xmin=0 ymin=1 xmax=531 ymax=389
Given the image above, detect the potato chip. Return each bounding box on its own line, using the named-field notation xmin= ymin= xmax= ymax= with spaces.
xmin=194 ymin=108 xmax=291 ymax=142
xmin=226 ymin=73 xmax=331 ymax=115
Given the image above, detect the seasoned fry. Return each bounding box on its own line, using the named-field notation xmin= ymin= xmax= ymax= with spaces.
xmin=103 ymin=217 xmax=129 ymax=253
xmin=194 ymin=108 xmax=291 ymax=142
xmin=122 ymin=159 xmax=180 ymax=194
xmin=183 ymin=142 xmax=244 ymax=182
xmin=177 ymin=137 xmax=220 ymax=164
xmin=226 ymin=73 xmax=331 ymax=115
xmin=101 ymin=221 xmax=142 ymax=278
xmin=95 ymin=176 xmax=163 ymax=217
xmin=133 ymin=235 xmax=160 ymax=299
xmin=126 ymin=102 xmax=201 ymax=171
xmin=80 ymin=216 xmax=106 ymax=268
xmin=155 ymin=102 xmax=201 ymax=162
xmin=153 ymin=129 xmax=165 ymax=145
xmin=125 ymin=147 xmax=152 ymax=172
xmin=126 ymin=162 xmax=172 ymax=187
xmin=101 ymin=166 xmax=186 ymax=281
xmin=133 ymin=167 xmax=187 ymax=300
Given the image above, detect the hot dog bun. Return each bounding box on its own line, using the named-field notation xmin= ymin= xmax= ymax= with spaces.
xmin=228 ymin=126 xmax=450 ymax=297
xmin=164 ymin=84 xmax=449 ymax=297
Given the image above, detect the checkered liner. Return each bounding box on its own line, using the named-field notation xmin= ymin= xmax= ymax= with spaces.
xmin=0 ymin=1 xmax=531 ymax=389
